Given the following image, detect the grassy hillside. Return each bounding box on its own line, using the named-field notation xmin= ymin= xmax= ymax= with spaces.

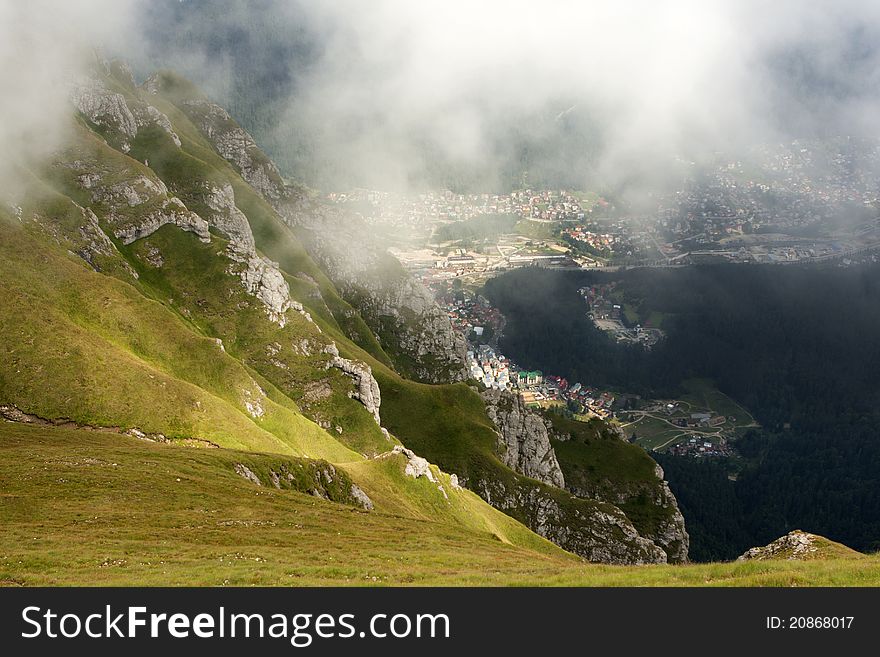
xmin=0 ymin=219 xmax=582 ymax=567
xmin=0 ymin=220 xmax=356 ymax=461
xmin=2 ymin=423 xmax=878 ymax=587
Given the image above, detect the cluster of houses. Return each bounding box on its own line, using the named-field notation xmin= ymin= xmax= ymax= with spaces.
xmin=464 ymin=345 xmax=615 ymax=419
xmin=656 ymin=139 xmax=880 ymax=244
xmin=580 ymin=284 xmax=665 ymax=349
xmin=563 ymin=226 xmax=618 ymax=252
xmin=467 ymin=345 xmax=513 ymax=389
xmin=666 ymin=437 xmax=733 ymax=458
xmin=325 ymin=188 xmax=601 ymax=232
xmin=440 ymin=291 xmax=504 ymax=339
xmin=524 ymin=190 xmax=592 ymax=222
xmin=444 ymin=288 xmax=618 ymax=417
xmin=466 ymin=344 xmax=548 ymax=392
xmin=545 ymin=378 xmax=615 ymax=419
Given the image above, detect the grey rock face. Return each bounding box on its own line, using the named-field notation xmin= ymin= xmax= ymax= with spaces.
xmin=71 ymin=78 xmax=138 ymax=150
xmin=239 ymin=255 xmax=292 ymax=326
xmin=69 ymin=73 xmax=294 ymax=327
xmin=233 ymin=463 xmax=261 ymax=486
xmin=74 ymin=166 xmax=209 ymax=245
xmin=274 ymin=195 xmax=467 ymax=383
xmin=203 ymin=181 xmax=256 ymax=254
xmin=199 ymin=181 xmax=295 ymax=326
xmin=471 ymin=475 xmax=668 ymax=564
xmin=284 ymin=199 xmax=468 ymax=383
xmin=472 ymin=392 xmax=686 ymax=563
xmin=177 ymin=98 xmax=285 ymax=201
xmin=234 ymin=462 xmax=373 ymax=511
xmin=392 ymin=445 xmax=435 ymax=482
xmin=71 ymin=77 xmax=180 ymax=152
xmin=113 ymin=197 xmax=210 ymax=245
xmin=349 ymin=484 xmax=375 ymax=511
xmin=195 ymin=180 xmax=295 ymax=326
xmin=651 ymin=464 xmax=690 ymax=563
xmin=326 ymin=353 xmax=381 ymax=424
xmin=481 ymin=388 xmax=565 ymax=488
xmin=559 ymin=457 xmax=689 ymax=563
xmin=72 ymin=205 xmax=137 ymax=278
xmin=342 ymin=270 xmax=469 ymax=383
xmin=141 ymin=104 xmax=182 ymax=147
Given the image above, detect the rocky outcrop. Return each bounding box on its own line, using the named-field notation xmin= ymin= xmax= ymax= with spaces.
xmin=238 ymin=255 xmax=292 ymax=326
xmin=349 ymin=484 xmax=375 ymax=511
xmin=201 ymin=180 xmax=293 ymax=326
xmin=561 ymin=461 xmax=689 ymax=563
xmin=30 ymin=198 xmax=138 ymax=280
xmin=392 ymin=445 xmax=435 ymax=482
xmin=324 ymin=343 xmax=381 ymax=424
xmin=113 ymin=197 xmax=210 ymax=245
xmin=381 ymin=445 xmax=452 ymax=500
xmin=233 ymin=463 xmax=261 ymax=486
xmin=171 ymin=96 xmax=285 ymax=201
xmin=271 ymin=196 xmax=467 ymax=382
xmin=650 ymin=464 xmax=690 ymax=563
xmin=481 ymin=388 xmax=565 ymax=488
xmin=737 ymin=530 xmax=860 ymax=561
xmin=337 ymin=267 xmax=469 ymax=383
xmin=203 ymin=181 xmax=256 ymax=254
xmin=74 ymin=206 xmax=120 ymax=267
xmin=68 ymin=74 xmax=297 ymax=327
xmin=547 ymin=415 xmax=690 ymax=563
xmin=473 ymin=396 xmax=688 ymax=563
xmin=232 ymin=460 xmax=373 ymax=511
xmin=65 ymin=154 xmax=212 ymax=246
xmin=70 ymin=77 xmax=138 ymax=151
xmin=470 ymin=474 xmax=667 ymax=564
xmin=738 ymin=531 xmax=820 ymax=561
xmin=71 ymin=76 xmax=180 ymax=152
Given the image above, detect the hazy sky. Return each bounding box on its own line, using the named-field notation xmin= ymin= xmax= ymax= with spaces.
xmin=279 ymin=0 xmax=880 ymax=190
xmin=4 ymin=0 xmax=880 ymax=195
xmin=0 ymin=0 xmax=133 ymax=196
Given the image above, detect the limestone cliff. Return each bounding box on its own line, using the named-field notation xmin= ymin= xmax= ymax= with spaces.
xmin=478 ymin=389 xmax=686 ymax=562
xmin=468 ymin=472 xmax=667 ymax=564
xmin=480 ymin=388 xmax=565 ymax=488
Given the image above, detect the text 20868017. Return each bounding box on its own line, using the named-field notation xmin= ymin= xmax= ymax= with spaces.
xmin=766 ymin=617 xmax=854 ymax=630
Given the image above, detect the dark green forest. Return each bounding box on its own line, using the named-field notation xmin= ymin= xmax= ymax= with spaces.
xmin=484 ymin=264 xmax=880 ymax=560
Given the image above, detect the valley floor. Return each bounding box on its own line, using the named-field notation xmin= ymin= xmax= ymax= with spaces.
xmin=2 ymin=423 xmax=877 ymax=587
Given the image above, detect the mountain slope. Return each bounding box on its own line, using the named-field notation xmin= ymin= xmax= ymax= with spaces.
xmin=0 ymin=57 xmax=689 ymax=568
